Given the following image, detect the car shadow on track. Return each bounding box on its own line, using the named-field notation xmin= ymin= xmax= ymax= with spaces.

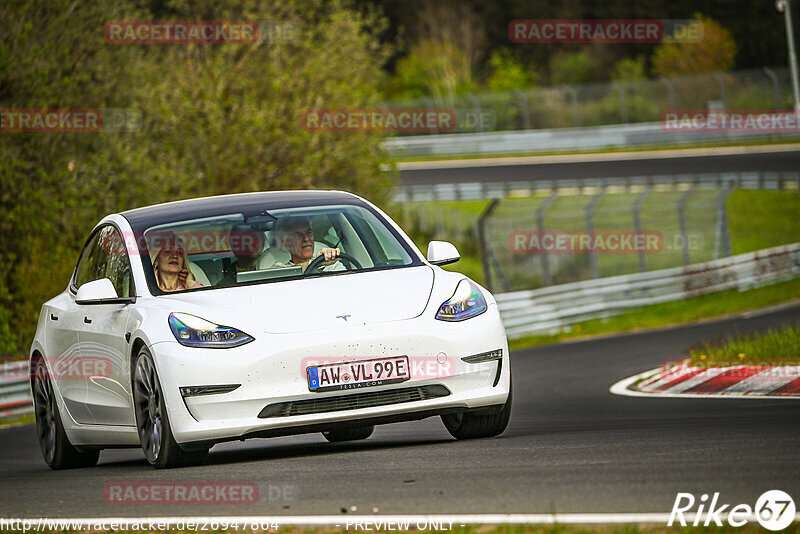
xmin=96 ymin=436 xmax=455 ymax=470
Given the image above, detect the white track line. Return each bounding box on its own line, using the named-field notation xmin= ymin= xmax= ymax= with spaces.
xmin=5 ymin=513 xmax=800 ymax=527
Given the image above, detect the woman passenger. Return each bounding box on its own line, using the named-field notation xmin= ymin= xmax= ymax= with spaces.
xmin=151 ymin=234 xmax=202 ymax=292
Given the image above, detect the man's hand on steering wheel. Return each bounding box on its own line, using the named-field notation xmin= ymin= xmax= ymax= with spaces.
xmin=317 ymin=247 xmax=340 ymax=265
xmin=305 ymin=250 xmax=363 ymax=274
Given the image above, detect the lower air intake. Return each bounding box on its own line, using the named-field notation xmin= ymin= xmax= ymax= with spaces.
xmin=258 ymin=384 xmax=451 ymax=419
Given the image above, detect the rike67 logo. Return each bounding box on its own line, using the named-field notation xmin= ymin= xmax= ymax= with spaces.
xmin=669 ymin=490 xmax=796 ymax=531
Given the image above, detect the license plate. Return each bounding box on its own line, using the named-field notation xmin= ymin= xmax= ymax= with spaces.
xmin=307 ymin=356 xmax=410 ymax=392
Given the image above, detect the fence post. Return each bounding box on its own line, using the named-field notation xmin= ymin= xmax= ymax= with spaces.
xmin=563 ymin=85 xmax=581 ymax=126
xmin=536 ymin=191 xmax=558 ymax=286
xmin=763 ymin=67 xmax=781 ymax=109
xmin=660 ymin=76 xmax=677 ymax=110
xmin=613 ymin=82 xmax=629 ymax=124
xmin=434 ymin=205 xmax=445 ymax=237
xmin=677 ymin=185 xmax=695 ymax=265
xmin=477 ymin=199 xmax=501 ymax=292
xmin=423 ymin=97 xmax=439 ymax=134
xmin=466 ymin=94 xmax=483 ymax=133
xmin=586 ymin=189 xmax=606 ymax=279
xmin=632 ymin=186 xmax=652 ymax=272
xmin=513 ymin=89 xmax=532 ymax=129
xmin=713 ymin=187 xmax=734 ymax=260
xmin=711 ymin=72 xmax=728 ymax=109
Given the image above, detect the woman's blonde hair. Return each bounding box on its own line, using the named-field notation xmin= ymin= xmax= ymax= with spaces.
xmin=150 ymin=232 xmax=196 ymax=288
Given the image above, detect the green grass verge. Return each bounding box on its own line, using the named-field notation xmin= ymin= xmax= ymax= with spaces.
xmin=689 ymin=322 xmax=800 ymax=367
xmin=0 ymin=412 xmax=33 ymax=427
xmin=442 ymin=254 xmax=484 ymax=284
xmin=508 ymin=277 xmax=800 ymax=351
xmin=728 ymin=190 xmax=800 ymax=255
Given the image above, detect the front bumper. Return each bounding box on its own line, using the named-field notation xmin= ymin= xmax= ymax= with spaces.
xmin=150 ymin=304 xmax=510 ymax=445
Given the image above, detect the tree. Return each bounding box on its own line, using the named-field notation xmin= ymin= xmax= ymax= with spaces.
xmin=486 ymin=49 xmax=538 ymax=92
xmin=611 ymin=56 xmax=647 ymax=82
xmin=383 ymin=0 xmax=485 ymax=100
xmin=652 ymin=14 xmax=736 ymax=77
xmin=390 ymin=39 xmax=475 ymax=100
xmin=0 ymin=0 xmax=394 ymax=354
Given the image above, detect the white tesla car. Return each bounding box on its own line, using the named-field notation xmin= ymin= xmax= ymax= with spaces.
xmin=30 ymin=191 xmax=511 ymax=469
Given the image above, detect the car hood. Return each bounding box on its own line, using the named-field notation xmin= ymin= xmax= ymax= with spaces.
xmin=157 ymin=265 xmax=435 ymax=334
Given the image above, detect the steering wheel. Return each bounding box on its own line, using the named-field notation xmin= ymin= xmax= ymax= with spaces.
xmin=304 ymin=252 xmax=362 ymax=274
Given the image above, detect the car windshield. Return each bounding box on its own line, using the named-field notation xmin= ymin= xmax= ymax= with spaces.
xmin=139 ymin=203 xmax=419 ymax=294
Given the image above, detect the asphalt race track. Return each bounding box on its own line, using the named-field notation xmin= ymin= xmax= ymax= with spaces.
xmin=1 ymin=303 xmax=799 ymax=518
xmin=398 ymin=147 xmax=800 ymax=186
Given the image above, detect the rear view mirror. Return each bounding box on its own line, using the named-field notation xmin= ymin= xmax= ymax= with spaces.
xmin=75 ymin=278 xmax=134 ymax=305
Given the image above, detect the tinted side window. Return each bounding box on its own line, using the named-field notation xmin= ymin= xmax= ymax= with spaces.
xmin=73 ymin=226 xmax=133 ymax=298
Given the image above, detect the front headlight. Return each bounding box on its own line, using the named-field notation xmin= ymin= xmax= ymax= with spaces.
xmin=168 ymin=312 xmax=254 ymax=348
xmin=435 ymin=279 xmax=487 ymax=321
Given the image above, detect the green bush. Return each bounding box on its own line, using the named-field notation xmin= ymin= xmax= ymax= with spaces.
xmin=0 ymin=0 xmax=394 ymax=355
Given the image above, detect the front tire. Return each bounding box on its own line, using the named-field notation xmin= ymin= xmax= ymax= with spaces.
xmin=133 ymin=347 xmax=208 ymax=469
xmin=322 ymin=426 xmax=375 ymax=442
xmin=32 ymin=357 xmax=100 ymax=470
xmin=442 ymin=381 xmax=512 ymax=440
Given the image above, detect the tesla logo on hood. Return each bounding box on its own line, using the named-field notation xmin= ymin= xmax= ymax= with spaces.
xmin=336 ymin=315 xmax=351 ymax=321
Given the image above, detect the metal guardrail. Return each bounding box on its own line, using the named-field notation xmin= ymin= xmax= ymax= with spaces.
xmin=0 ymin=361 xmax=32 ymax=417
xmin=383 ymin=122 xmax=800 ymax=158
xmin=495 ymin=243 xmax=800 ymax=338
xmin=394 ymin=171 xmax=800 ymax=202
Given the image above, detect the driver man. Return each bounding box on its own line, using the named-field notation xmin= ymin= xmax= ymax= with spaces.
xmin=273 ymin=216 xmax=343 ymax=273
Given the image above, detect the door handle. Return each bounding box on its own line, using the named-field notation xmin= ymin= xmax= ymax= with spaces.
xmin=83 ymin=317 xmax=92 ymax=324
xmin=50 ymin=314 xmax=58 ymax=321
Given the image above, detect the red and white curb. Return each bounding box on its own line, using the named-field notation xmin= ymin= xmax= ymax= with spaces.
xmin=611 ymin=361 xmax=800 ymax=399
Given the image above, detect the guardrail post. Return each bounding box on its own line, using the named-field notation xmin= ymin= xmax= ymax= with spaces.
xmin=586 ymin=189 xmax=606 ymax=279
xmin=633 ymin=186 xmax=652 ymax=272
xmin=478 ymin=199 xmax=501 ymax=292
xmin=513 ymin=90 xmax=532 ymax=129
xmin=677 ymin=185 xmax=695 ymax=266
xmin=763 ymin=67 xmax=781 ymax=109
xmin=713 ymin=187 xmax=734 ymax=260
xmin=536 ymin=191 xmax=558 ymax=286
